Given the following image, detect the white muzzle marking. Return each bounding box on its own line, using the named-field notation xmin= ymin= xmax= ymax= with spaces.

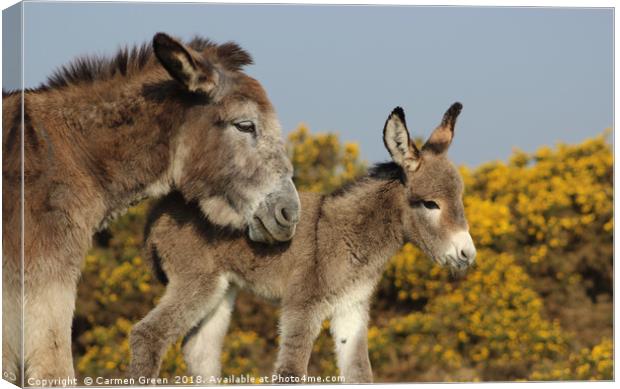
xmin=442 ymin=230 xmax=476 ymax=269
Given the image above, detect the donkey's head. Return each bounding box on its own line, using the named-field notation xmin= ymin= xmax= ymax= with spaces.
xmin=383 ymin=103 xmax=476 ymax=270
xmin=152 ymin=33 xmax=299 ymax=243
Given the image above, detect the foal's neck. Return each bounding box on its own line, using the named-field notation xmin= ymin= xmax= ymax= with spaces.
xmin=323 ymin=177 xmax=406 ymax=270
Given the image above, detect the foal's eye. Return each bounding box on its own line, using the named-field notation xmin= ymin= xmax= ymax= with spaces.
xmin=422 ymin=201 xmax=440 ymax=210
xmin=234 ymin=121 xmax=256 ymax=133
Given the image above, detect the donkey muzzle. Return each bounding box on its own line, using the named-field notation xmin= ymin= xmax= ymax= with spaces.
xmin=444 ymin=230 xmax=476 ymax=270
xmin=248 ymin=178 xmax=300 ymax=243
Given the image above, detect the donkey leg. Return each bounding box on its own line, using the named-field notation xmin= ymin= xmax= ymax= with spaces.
xmin=329 ymin=301 xmax=373 ymax=383
xmin=2 ymin=273 xmax=22 ymax=386
xmin=23 ymin=280 xmax=77 ymax=382
xmin=273 ymin=304 xmax=324 ymax=381
xmin=128 ymin=274 xmax=229 ymax=379
xmin=182 ymin=287 xmax=237 ymax=380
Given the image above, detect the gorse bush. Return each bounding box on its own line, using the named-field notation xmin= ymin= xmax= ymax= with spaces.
xmin=465 ymin=133 xmax=613 ymax=350
xmin=74 ymin=126 xmax=613 ymax=382
xmin=529 ymin=338 xmax=613 ymax=381
xmin=288 ymin=124 xmax=366 ymax=193
xmin=373 ymin=250 xmax=568 ymax=381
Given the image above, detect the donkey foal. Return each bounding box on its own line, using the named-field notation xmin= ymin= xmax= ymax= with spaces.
xmin=130 ymin=103 xmax=476 ymax=383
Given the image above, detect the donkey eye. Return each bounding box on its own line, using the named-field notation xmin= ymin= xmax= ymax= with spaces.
xmin=422 ymin=201 xmax=440 ymax=210
xmin=234 ymin=121 xmax=256 ymax=133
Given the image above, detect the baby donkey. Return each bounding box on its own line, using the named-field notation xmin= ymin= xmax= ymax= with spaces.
xmin=129 ymin=103 xmax=476 ymax=383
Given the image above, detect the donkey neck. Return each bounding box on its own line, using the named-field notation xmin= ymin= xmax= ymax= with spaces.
xmin=33 ymin=69 xmax=190 ymax=225
xmin=321 ymin=177 xmax=406 ymax=270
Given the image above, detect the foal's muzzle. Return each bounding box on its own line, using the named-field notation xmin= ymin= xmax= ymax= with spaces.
xmin=442 ymin=230 xmax=476 ymax=271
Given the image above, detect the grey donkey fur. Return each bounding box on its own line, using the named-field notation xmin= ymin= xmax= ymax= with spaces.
xmin=2 ymin=32 xmax=299 ymax=384
xmin=129 ymin=103 xmax=476 ymax=383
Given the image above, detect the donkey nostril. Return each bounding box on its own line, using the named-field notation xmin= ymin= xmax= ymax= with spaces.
xmin=281 ymin=208 xmax=292 ymax=222
xmin=285 ymin=207 xmax=300 ymax=224
xmin=459 ymin=247 xmax=477 ymax=263
xmin=275 ymin=204 xmax=299 ymax=227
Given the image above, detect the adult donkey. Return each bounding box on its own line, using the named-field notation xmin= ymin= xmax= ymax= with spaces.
xmin=2 ymin=33 xmax=300 ymax=384
xmin=134 ymin=103 xmax=475 ymax=382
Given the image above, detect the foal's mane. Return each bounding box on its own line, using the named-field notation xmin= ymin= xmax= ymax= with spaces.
xmin=3 ymin=36 xmax=253 ymax=96
xmin=329 ymin=162 xmax=406 ymax=198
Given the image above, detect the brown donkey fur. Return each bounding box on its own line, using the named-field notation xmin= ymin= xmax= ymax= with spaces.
xmin=133 ymin=104 xmax=476 ymax=382
xmin=2 ymin=33 xmax=300 ymax=384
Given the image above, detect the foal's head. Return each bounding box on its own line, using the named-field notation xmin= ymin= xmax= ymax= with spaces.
xmin=383 ymin=103 xmax=476 ymax=270
xmin=152 ymin=33 xmax=299 ymax=243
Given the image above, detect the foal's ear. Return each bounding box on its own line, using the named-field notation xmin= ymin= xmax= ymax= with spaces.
xmin=383 ymin=107 xmax=420 ymax=171
xmin=422 ymin=102 xmax=462 ymax=155
xmin=153 ymin=33 xmax=217 ymax=94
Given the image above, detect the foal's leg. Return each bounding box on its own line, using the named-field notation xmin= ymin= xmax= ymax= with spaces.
xmin=273 ymin=304 xmax=324 ymax=381
xmin=329 ymin=301 xmax=373 ymax=383
xmin=128 ymin=274 xmax=229 ymax=379
xmin=182 ymin=287 xmax=237 ymax=380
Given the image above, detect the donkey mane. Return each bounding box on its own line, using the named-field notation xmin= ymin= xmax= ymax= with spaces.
xmin=45 ymin=42 xmax=153 ymax=89
xmin=21 ymin=36 xmax=253 ymax=92
xmin=368 ymin=162 xmax=406 ymax=183
xmin=329 ymin=162 xmax=405 ymax=197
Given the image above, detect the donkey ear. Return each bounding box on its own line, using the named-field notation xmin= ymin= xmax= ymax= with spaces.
xmin=422 ymin=102 xmax=462 ymax=155
xmin=383 ymin=107 xmax=420 ymax=170
xmin=153 ymin=33 xmax=217 ymax=94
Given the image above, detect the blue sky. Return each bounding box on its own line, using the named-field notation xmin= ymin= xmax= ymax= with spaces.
xmin=3 ymin=2 xmax=613 ymax=166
